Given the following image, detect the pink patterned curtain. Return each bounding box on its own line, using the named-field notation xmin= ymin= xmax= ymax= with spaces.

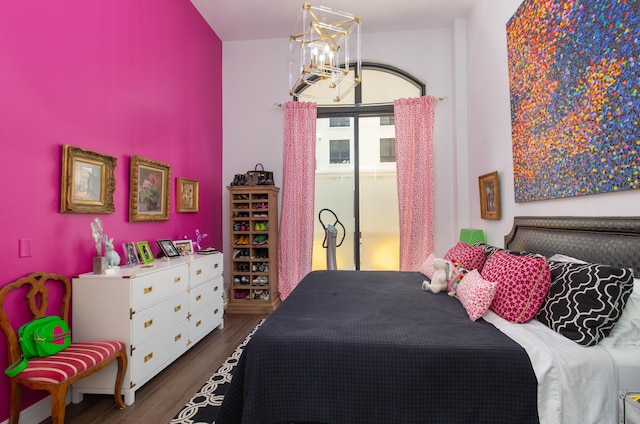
xmin=278 ymin=101 xmax=317 ymax=300
xmin=394 ymin=96 xmax=436 ymax=271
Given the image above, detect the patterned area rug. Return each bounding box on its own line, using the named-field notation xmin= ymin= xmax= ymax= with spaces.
xmin=170 ymin=320 xmax=264 ymax=424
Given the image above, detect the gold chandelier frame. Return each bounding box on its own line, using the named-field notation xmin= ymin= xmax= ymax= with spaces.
xmin=289 ymin=3 xmax=362 ymax=102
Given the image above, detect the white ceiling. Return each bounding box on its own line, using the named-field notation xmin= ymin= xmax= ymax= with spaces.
xmin=191 ymin=0 xmax=475 ymax=42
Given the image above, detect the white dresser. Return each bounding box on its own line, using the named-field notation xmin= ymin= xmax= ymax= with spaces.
xmin=71 ymin=253 xmax=224 ymax=405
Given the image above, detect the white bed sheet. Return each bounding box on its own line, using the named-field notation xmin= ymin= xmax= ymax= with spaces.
xmin=484 ymin=310 xmax=618 ymax=424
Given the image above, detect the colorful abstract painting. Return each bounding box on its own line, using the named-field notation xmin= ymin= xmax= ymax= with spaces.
xmin=507 ymin=0 xmax=639 ymax=202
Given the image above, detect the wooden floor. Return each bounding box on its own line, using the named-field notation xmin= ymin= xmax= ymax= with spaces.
xmin=38 ymin=313 xmax=267 ymax=424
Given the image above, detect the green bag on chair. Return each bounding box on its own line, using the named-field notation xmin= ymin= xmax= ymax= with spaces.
xmin=19 ymin=316 xmax=71 ymax=358
xmin=5 ymin=316 xmax=71 ymax=377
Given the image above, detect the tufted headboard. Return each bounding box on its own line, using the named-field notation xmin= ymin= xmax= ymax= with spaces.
xmin=504 ymin=216 xmax=640 ymax=277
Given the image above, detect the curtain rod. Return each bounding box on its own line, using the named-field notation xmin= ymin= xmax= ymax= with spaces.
xmin=273 ymin=96 xmax=448 ymax=109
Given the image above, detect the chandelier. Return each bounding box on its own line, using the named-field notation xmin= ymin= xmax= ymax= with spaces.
xmin=289 ymin=3 xmax=361 ymax=102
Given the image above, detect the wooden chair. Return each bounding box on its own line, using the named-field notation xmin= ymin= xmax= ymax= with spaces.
xmin=0 ymin=271 xmax=127 ymax=424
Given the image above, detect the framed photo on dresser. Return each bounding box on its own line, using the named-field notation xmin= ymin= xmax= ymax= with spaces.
xmin=136 ymin=241 xmax=154 ymax=264
xmin=156 ymin=239 xmax=179 ymax=258
xmin=122 ymin=242 xmax=139 ymax=265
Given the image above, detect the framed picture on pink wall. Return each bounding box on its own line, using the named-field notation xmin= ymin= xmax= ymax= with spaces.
xmin=176 ymin=177 xmax=199 ymax=212
xmin=60 ymin=144 xmax=116 ymax=214
xmin=129 ymin=155 xmax=171 ymax=222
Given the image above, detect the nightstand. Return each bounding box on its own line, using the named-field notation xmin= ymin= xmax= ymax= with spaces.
xmin=620 ymin=392 xmax=640 ymax=424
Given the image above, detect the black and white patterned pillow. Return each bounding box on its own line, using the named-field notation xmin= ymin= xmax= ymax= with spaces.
xmin=473 ymin=242 xmax=542 ymax=260
xmin=536 ymin=261 xmax=634 ymax=346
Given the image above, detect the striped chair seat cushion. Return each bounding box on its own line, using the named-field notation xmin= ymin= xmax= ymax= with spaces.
xmin=17 ymin=341 xmax=124 ymax=384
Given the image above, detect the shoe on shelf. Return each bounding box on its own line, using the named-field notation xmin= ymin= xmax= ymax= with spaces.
xmin=251 ymin=235 xmax=266 ymax=245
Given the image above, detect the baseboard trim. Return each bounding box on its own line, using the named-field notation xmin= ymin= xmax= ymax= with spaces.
xmin=0 ymin=396 xmax=50 ymax=424
xmin=0 ymin=391 xmax=72 ymax=424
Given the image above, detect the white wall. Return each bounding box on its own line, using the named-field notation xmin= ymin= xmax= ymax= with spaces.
xmin=222 ymin=27 xmax=462 ymax=278
xmin=221 ymin=3 xmax=639 ymax=279
xmin=465 ymin=0 xmax=640 ymax=247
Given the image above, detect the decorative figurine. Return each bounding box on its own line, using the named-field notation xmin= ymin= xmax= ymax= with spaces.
xmin=90 ymin=218 xmax=107 ymax=274
xmin=91 ymin=218 xmax=104 ymax=256
xmin=104 ymin=236 xmax=121 ymax=267
xmin=186 ymin=229 xmax=208 ymax=252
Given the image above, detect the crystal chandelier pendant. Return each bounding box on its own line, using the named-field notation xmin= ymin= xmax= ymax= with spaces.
xmin=289 ymin=2 xmax=361 ymax=102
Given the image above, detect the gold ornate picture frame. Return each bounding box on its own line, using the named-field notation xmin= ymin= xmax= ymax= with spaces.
xmin=479 ymin=171 xmax=501 ymax=220
xmin=177 ymin=177 xmax=199 ymax=212
xmin=129 ymin=155 xmax=171 ymax=222
xmin=60 ymin=144 xmax=116 ymax=214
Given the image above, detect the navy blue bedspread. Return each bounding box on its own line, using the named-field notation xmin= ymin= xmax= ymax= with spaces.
xmin=217 ymin=270 xmax=538 ymax=423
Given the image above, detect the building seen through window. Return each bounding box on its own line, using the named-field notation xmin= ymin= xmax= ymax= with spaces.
xmin=295 ymin=64 xmax=424 ymax=271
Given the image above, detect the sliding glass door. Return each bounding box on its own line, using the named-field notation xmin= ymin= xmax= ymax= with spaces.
xmin=302 ymin=64 xmax=423 ymax=271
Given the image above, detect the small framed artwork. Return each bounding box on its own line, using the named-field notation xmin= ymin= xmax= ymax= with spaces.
xmin=129 ymin=155 xmax=171 ymax=222
xmin=177 ymin=177 xmax=199 ymax=212
xmin=122 ymin=242 xmax=139 ymax=265
xmin=136 ymin=241 xmax=155 ymax=264
xmin=156 ymin=239 xmax=180 ymax=258
xmin=60 ymin=144 xmax=117 ymax=214
xmin=478 ymin=171 xmax=501 ymax=220
xmin=173 ymin=239 xmax=194 ymax=256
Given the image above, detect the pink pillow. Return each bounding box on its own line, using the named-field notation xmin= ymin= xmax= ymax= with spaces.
xmin=419 ymin=253 xmax=437 ymax=279
xmin=444 ymin=242 xmax=486 ymax=271
xmin=456 ymin=270 xmax=498 ymax=321
xmin=482 ymin=251 xmax=551 ymax=323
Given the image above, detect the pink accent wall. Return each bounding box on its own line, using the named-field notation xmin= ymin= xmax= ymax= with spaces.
xmin=0 ymin=0 xmax=222 ymax=418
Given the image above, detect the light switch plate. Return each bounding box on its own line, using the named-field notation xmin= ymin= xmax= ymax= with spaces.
xmin=19 ymin=238 xmax=32 ymax=258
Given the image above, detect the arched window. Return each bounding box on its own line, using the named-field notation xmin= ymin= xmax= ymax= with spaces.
xmin=295 ymin=64 xmax=425 ymax=271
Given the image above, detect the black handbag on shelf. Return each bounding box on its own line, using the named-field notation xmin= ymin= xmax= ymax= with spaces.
xmin=246 ymin=163 xmax=274 ymax=185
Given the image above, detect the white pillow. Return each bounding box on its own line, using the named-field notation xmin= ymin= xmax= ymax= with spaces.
xmin=549 ymin=253 xmax=588 ymax=264
xmin=600 ymin=278 xmax=640 ymax=347
xmin=419 ymin=253 xmax=437 ymax=279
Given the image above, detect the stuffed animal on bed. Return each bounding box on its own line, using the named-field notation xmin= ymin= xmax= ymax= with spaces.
xmin=422 ymin=258 xmax=453 ymax=293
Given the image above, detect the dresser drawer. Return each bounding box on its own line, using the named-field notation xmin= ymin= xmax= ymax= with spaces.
xmin=190 ymin=254 xmax=223 ymax=287
xmin=131 ymin=264 xmax=189 ymax=311
xmin=189 ymin=276 xmax=222 ymax=314
xmin=132 ymin=291 xmax=189 ymax=344
xmin=190 ymin=302 xmax=223 ymax=344
xmin=131 ymin=318 xmax=189 ymax=384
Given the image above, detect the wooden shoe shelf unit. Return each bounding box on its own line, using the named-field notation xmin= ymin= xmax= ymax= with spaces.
xmin=226 ymin=185 xmax=281 ymax=313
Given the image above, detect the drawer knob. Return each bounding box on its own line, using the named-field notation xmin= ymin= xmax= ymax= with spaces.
xmin=144 ymin=352 xmax=153 ymax=363
xmin=144 ymin=286 xmax=153 ymax=294
xmin=214 ymin=286 xmax=219 ymax=292
xmin=144 ymin=319 xmax=153 ymax=328
xmin=214 ymin=263 xmax=219 ymax=268
xmin=196 ymin=294 xmax=202 ymax=302
xmin=196 ymin=269 xmax=202 ymax=275
xmin=214 ymin=308 xmax=219 ymax=314
xmin=174 ymin=276 xmax=181 ymax=283
xmin=174 ymin=305 xmax=182 ymax=313
xmin=196 ymin=320 xmax=202 ymax=327
xmin=174 ymin=333 xmax=182 ymax=342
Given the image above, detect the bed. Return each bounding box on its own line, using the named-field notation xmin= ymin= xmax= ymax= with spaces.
xmin=217 ymin=216 xmax=640 ymax=424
